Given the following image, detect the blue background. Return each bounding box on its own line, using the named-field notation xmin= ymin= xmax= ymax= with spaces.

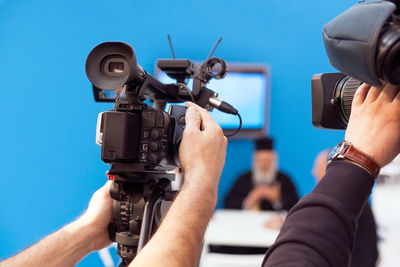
xmin=0 ymin=0 xmax=353 ymax=265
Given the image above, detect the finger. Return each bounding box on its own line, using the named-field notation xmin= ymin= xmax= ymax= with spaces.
xmin=352 ymin=83 xmax=370 ymax=106
xmin=184 ymin=106 xmax=201 ymax=132
xmin=378 ymin=83 xmax=400 ymax=102
xmin=186 ymin=102 xmax=218 ymax=131
xmin=364 ymin=85 xmax=383 ymax=103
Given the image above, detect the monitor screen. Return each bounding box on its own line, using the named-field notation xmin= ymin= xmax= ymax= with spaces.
xmin=155 ymin=63 xmax=270 ymax=137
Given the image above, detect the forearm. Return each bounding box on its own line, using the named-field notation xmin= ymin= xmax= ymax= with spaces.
xmin=1 ymin=217 xmax=97 ymax=267
xmin=263 ymin=161 xmax=375 ymax=267
xmin=130 ymin=171 xmax=218 ymax=267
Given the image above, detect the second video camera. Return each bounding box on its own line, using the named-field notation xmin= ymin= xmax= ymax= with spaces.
xmin=312 ymin=0 xmax=400 ymax=129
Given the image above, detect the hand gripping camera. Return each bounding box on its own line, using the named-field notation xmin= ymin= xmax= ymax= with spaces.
xmin=85 ymin=40 xmax=239 ymax=266
xmin=312 ymin=0 xmax=400 ymax=129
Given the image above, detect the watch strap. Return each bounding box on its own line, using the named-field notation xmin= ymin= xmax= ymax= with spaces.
xmin=343 ymin=144 xmax=380 ymax=178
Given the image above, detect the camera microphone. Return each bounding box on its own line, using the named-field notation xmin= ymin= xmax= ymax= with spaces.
xmin=208 ymin=96 xmax=238 ymax=115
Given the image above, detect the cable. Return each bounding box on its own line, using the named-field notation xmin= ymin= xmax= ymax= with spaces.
xmin=178 ymin=83 xmax=195 ymax=102
xmin=224 ymin=113 xmax=242 ymax=137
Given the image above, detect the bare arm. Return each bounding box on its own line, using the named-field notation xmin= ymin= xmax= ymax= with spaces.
xmin=0 ymin=181 xmax=113 ymax=267
xmin=129 ymin=102 xmax=227 ymax=267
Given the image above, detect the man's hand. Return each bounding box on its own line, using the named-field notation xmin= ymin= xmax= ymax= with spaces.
xmin=78 ymin=180 xmax=113 ymax=251
xmin=0 ymin=181 xmax=113 ymax=267
xmin=243 ymin=182 xmax=281 ymax=209
xmin=130 ymin=103 xmax=227 ymax=267
xmin=345 ymin=83 xmax=400 ymax=167
xmin=179 ymin=102 xmax=228 ymax=194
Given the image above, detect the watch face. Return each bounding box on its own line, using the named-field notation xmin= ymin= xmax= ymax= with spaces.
xmin=327 ymin=141 xmax=346 ymax=162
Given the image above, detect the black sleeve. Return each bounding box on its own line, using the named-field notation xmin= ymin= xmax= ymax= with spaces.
xmin=262 ymin=160 xmax=376 ymax=267
xmin=224 ymin=172 xmax=252 ymax=209
xmin=349 ymin=204 xmax=378 ymax=267
xmin=278 ymin=173 xmax=299 ymax=211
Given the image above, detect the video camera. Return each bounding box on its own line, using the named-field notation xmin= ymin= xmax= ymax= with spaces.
xmin=312 ymin=0 xmax=400 ymax=129
xmin=85 ymin=40 xmax=240 ymax=266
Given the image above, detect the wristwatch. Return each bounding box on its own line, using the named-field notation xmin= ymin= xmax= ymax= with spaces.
xmin=327 ymin=140 xmax=381 ymax=178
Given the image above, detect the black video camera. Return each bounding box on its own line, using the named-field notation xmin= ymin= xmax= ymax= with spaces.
xmin=86 ymin=42 xmax=233 ymax=172
xmin=312 ymin=0 xmax=400 ymax=129
xmin=85 ymin=41 xmax=238 ymax=265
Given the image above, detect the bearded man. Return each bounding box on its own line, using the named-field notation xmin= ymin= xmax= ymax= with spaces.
xmin=224 ymin=137 xmax=299 ymax=211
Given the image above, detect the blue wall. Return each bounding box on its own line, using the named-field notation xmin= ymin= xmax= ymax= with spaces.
xmin=0 ymin=0 xmax=353 ymax=265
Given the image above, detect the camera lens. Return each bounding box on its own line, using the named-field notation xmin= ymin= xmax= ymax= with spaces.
xmin=334 ymin=76 xmax=362 ymax=122
xmin=376 ymin=23 xmax=400 ymax=85
xmin=385 ymin=43 xmax=400 ymax=84
xmin=109 ymin=61 xmax=125 ymax=74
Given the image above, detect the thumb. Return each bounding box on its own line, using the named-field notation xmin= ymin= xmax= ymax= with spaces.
xmin=184 ymin=106 xmax=201 ymax=131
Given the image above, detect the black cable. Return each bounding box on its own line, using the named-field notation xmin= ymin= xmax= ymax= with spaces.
xmin=224 ymin=113 xmax=242 ymax=137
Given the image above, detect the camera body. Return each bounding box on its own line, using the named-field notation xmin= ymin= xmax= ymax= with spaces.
xmin=86 ymin=42 xmax=228 ymax=175
xmin=97 ymin=104 xmax=186 ymax=171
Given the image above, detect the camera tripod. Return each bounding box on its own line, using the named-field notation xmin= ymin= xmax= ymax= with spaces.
xmin=107 ymin=165 xmax=177 ymax=267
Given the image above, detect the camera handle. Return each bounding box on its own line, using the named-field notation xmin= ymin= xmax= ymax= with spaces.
xmin=107 ymin=174 xmax=176 ymax=267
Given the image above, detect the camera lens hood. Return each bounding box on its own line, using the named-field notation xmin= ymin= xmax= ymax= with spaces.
xmin=322 ymin=1 xmax=396 ymax=87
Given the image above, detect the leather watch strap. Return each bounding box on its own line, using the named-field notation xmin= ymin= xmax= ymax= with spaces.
xmin=343 ymin=145 xmax=381 ymax=178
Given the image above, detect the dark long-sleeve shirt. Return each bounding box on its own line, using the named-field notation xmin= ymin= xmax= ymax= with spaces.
xmin=262 ymin=160 xmax=376 ymax=267
xmin=350 ymin=203 xmax=378 ymax=267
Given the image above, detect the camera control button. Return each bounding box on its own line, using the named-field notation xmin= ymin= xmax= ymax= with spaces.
xmin=142 ymin=143 xmax=148 ymax=151
xmin=148 ymin=153 xmax=158 ymax=164
xmin=149 ymin=141 xmax=159 ymax=152
xmin=140 ymin=153 xmax=148 ymax=161
xmin=150 ymin=129 xmax=160 ymax=139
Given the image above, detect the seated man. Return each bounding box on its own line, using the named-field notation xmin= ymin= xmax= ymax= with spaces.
xmin=312 ymin=149 xmax=378 ymax=267
xmin=224 ymin=137 xmax=299 ymax=211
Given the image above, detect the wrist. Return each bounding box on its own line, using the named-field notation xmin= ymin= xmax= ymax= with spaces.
xmin=180 ymin=174 xmax=218 ymax=209
xmin=68 ymin=215 xmax=104 ymax=253
xmin=182 ymin=169 xmax=220 ymax=194
xmin=328 ymin=140 xmax=381 ymax=178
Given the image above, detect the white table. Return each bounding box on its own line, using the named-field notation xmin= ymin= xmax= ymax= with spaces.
xmin=200 ymin=209 xmax=282 ymax=267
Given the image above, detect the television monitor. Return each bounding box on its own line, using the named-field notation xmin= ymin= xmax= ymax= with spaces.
xmin=155 ymin=63 xmax=270 ymax=138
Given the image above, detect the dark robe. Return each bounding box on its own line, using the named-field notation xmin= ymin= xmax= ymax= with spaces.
xmin=224 ymin=170 xmax=299 ymax=211
xmin=262 ymin=160 xmax=378 ymax=267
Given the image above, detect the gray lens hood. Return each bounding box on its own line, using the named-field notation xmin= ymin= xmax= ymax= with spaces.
xmin=323 ymin=1 xmax=396 ymax=86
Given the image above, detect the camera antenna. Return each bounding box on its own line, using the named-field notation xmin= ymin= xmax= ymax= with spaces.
xmin=167 ymin=34 xmax=176 ymax=59
xmin=207 ymin=37 xmax=222 ymax=59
